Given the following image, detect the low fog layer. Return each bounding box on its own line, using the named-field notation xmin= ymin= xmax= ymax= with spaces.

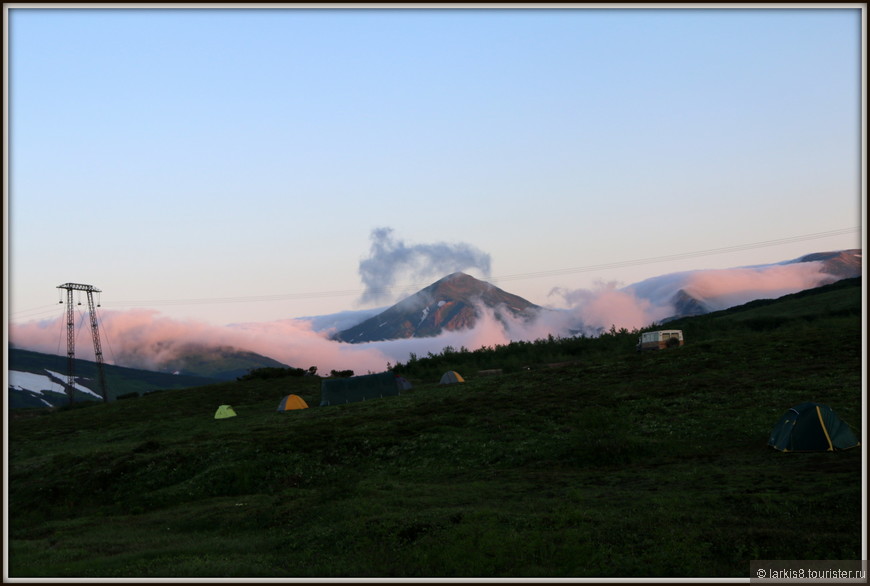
xmin=9 ymin=255 xmax=842 ymax=375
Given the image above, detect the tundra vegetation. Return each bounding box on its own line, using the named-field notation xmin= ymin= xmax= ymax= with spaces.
xmin=7 ymin=278 xmax=862 ymax=578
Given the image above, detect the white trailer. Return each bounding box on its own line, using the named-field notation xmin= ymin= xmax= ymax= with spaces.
xmin=637 ymin=329 xmax=684 ymax=352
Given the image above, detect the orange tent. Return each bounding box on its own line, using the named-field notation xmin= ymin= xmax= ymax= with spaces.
xmin=277 ymin=394 xmax=309 ymax=412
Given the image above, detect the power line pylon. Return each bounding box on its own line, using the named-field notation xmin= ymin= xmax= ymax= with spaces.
xmin=57 ymin=283 xmax=109 ymax=404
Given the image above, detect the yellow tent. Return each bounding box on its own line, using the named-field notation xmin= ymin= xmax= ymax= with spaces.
xmin=439 ymin=371 xmax=464 ymax=384
xmin=215 ymin=405 xmax=237 ymax=419
xmin=277 ymin=394 xmax=309 ymax=412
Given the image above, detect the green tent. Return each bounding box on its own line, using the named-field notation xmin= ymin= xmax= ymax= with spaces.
xmin=215 ymin=405 xmax=237 ymax=419
xmin=320 ymin=371 xmax=409 ymax=406
xmin=768 ymin=402 xmax=860 ymax=452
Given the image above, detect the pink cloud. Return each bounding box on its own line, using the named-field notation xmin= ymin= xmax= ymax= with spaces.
xmin=8 ymin=259 xmax=847 ymax=376
xmin=679 ymin=261 xmax=833 ymax=310
xmin=548 ymin=281 xmax=673 ymax=333
xmin=9 ymin=309 xmax=394 ymax=375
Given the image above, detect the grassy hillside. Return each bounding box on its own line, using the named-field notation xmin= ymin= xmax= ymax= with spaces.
xmin=390 ymin=277 xmax=863 ymax=380
xmin=7 ymin=281 xmax=863 ymax=578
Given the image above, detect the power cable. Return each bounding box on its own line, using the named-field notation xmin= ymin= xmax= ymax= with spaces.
xmin=491 ymin=227 xmax=861 ymax=283
xmin=52 ymin=308 xmax=67 ymax=386
xmin=112 ymin=226 xmax=861 ymax=309
xmin=10 ymin=226 xmax=862 ymax=316
xmin=96 ymin=307 xmax=117 ymax=367
xmin=9 ymin=303 xmax=66 ymax=321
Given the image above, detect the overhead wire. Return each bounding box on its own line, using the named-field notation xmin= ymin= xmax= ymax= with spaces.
xmin=96 ymin=305 xmax=117 ymax=366
xmin=10 ymin=303 xmax=68 ymax=321
xmin=8 ymin=226 xmax=861 ymax=317
xmin=55 ymin=304 xmax=65 ymax=357
xmin=490 ymin=226 xmax=861 ymax=283
xmin=106 ymin=226 xmax=861 ymax=309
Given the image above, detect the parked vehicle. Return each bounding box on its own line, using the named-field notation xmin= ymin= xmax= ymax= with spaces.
xmin=637 ymin=329 xmax=684 ymax=352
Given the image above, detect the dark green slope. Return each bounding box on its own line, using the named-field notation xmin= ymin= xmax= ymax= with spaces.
xmin=387 ymin=277 xmax=862 ymax=381
xmin=7 ymin=348 xmax=220 ymax=408
xmin=7 ymin=280 xmax=863 ymax=578
xmin=667 ymin=276 xmax=862 ymax=325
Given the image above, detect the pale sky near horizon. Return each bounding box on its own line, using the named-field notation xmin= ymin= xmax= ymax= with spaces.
xmin=5 ymin=5 xmax=864 ymax=327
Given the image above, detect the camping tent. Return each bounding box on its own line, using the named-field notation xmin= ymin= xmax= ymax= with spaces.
xmin=215 ymin=405 xmax=237 ymax=419
xmin=768 ymin=402 xmax=860 ymax=452
xmin=439 ymin=371 xmax=464 ymax=385
xmin=320 ymin=371 xmax=410 ymax=406
xmin=277 ymin=394 xmax=309 ymax=412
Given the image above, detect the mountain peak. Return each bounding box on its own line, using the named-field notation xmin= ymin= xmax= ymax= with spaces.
xmin=432 ymin=271 xmax=484 ymax=288
xmin=443 ymin=271 xmax=469 ymax=280
xmin=423 ymin=272 xmax=493 ymax=296
xmin=333 ymin=273 xmax=539 ymax=343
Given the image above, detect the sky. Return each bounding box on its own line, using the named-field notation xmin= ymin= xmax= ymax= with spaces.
xmin=4 ymin=5 xmax=865 ymax=373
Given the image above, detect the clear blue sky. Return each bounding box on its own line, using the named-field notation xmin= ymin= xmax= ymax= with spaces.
xmin=6 ymin=6 xmax=864 ymax=326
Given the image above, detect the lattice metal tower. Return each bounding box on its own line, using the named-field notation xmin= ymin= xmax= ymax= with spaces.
xmin=57 ymin=283 xmax=109 ymax=404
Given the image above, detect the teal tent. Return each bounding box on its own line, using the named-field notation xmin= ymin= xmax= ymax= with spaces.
xmin=320 ymin=371 xmax=410 ymax=406
xmin=768 ymin=402 xmax=860 ymax=452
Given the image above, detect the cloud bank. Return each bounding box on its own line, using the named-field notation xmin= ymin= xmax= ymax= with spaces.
xmin=9 ymin=308 xmax=521 ymax=376
xmin=9 ymin=256 xmax=847 ymax=377
xmin=548 ymin=259 xmax=840 ymax=334
xmin=9 ymin=310 xmax=392 ymax=375
xmin=662 ymin=262 xmax=838 ymax=311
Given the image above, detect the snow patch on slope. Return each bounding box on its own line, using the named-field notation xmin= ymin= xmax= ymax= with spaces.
xmin=8 ymin=369 xmax=102 ymax=400
xmin=8 ymin=371 xmax=63 ymax=395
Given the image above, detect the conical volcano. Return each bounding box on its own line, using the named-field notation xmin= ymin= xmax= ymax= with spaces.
xmin=334 ymin=272 xmax=541 ymax=343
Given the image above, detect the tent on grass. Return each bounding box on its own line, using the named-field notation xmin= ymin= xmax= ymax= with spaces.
xmin=215 ymin=405 xmax=237 ymax=419
xmin=439 ymin=371 xmax=464 ymax=385
xmin=277 ymin=394 xmax=309 ymax=412
xmin=320 ymin=371 xmax=411 ymax=406
xmin=768 ymin=402 xmax=860 ymax=452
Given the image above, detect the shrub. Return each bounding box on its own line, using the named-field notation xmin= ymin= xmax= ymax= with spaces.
xmin=236 ymin=367 xmax=305 ymax=381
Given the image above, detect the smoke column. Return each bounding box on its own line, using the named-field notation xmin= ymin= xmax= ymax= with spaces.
xmin=358 ymin=227 xmax=492 ymax=305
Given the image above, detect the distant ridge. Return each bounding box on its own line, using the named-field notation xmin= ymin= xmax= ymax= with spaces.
xmin=8 ymin=344 xmax=294 ymax=409
xmin=7 ymin=348 xmax=220 ymax=409
xmin=787 ymin=249 xmax=863 ymax=279
xmin=149 ymin=343 xmax=290 ymax=380
xmin=646 ymin=248 xmax=862 ymax=323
